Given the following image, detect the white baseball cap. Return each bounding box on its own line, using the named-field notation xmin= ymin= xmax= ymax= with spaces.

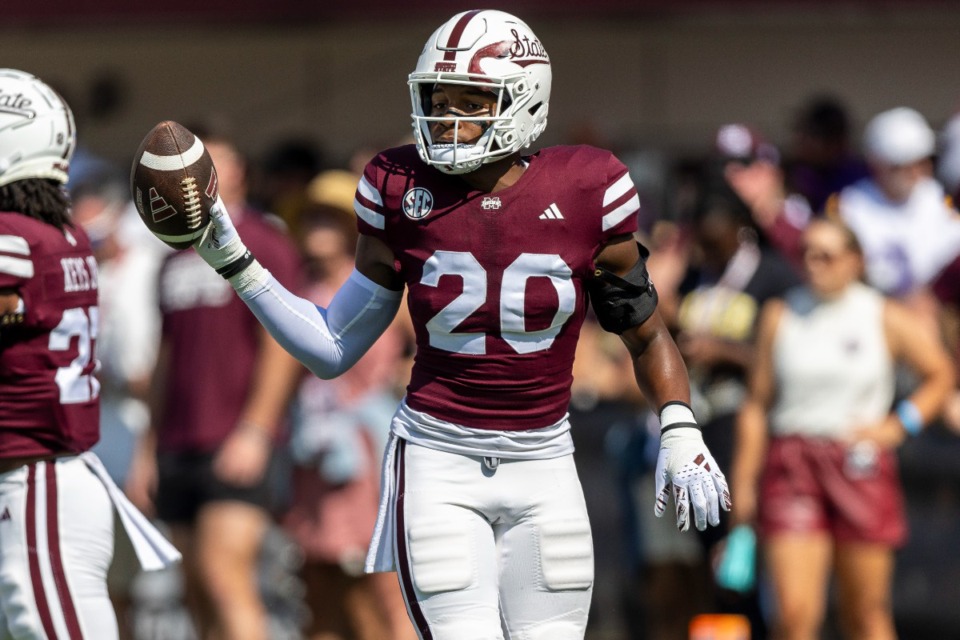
xmin=862 ymin=107 xmax=935 ymax=166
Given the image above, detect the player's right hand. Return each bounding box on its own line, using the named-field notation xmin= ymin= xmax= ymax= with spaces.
xmin=193 ymin=196 xmax=249 ymax=272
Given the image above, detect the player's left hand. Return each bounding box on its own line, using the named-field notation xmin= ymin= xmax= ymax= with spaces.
xmin=655 ymin=426 xmax=731 ymax=531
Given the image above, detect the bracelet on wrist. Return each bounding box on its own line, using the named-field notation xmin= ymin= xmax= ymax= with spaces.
xmin=896 ymin=399 xmax=923 ymax=436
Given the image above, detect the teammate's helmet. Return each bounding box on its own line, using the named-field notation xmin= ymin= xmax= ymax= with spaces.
xmin=409 ymin=10 xmax=551 ymax=175
xmin=0 ymin=69 xmax=76 ymax=188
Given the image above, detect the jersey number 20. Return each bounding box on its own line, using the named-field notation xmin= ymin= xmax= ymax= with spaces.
xmin=422 ymin=250 xmax=575 ymax=355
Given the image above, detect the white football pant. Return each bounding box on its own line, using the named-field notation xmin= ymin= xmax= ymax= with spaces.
xmin=393 ymin=441 xmax=594 ymax=640
xmin=0 ymin=456 xmax=117 ymax=640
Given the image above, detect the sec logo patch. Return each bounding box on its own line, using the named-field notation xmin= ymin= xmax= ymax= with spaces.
xmin=402 ymin=187 xmax=433 ymax=220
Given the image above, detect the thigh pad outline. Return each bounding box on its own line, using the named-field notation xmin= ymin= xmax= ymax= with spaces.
xmin=537 ymin=517 xmax=594 ymax=591
xmin=407 ymin=516 xmax=477 ymax=594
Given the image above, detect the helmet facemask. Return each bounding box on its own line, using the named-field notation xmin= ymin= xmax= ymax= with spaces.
xmin=410 ymin=75 xmax=520 ymax=174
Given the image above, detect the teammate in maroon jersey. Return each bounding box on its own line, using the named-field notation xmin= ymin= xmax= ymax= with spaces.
xmin=145 ymin=10 xmax=729 ymax=638
xmin=0 ymin=68 xmax=178 ymax=640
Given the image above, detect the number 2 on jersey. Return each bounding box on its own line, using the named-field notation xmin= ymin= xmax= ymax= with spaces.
xmin=422 ymin=251 xmax=575 ymax=355
xmin=49 ymin=306 xmax=100 ymax=404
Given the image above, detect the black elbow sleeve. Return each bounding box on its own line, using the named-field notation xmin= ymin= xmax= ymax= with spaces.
xmin=587 ymin=243 xmax=659 ymax=334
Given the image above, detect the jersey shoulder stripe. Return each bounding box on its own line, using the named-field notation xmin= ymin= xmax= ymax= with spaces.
xmin=354 ymin=146 xmax=424 ymax=233
xmin=0 ymin=255 xmax=33 ymax=278
xmin=0 ymin=233 xmax=33 ymax=278
xmin=0 ymin=234 xmax=30 ymax=255
xmin=603 ymin=171 xmax=636 ymax=207
xmin=602 ymin=192 xmax=640 ymax=231
xmin=355 ymin=175 xmax=385 ymax=230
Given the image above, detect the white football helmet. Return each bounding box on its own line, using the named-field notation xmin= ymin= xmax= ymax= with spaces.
xmin=0 ymin=69 xmax=76 ymax=188
xmin=409 ymin=10 xmax=551 ymax=174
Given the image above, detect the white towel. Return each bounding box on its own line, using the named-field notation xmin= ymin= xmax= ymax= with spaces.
xmin=364 ymin=433 xmax=398 ymax=573
xmin=81 ymin=452 xmax=182 ymax=571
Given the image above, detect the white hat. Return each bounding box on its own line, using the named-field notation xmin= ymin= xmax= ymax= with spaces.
xmin=863 ymin=107 xmax=935 ymax=166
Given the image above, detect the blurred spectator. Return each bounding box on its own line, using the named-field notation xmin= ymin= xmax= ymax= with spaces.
xmin=72 ymin=172 xmax=170 ymax=637
xmin=714 ymin=123 xmax=813 ymax=269
xmin=931 ymin=258 xmax=960 ymax=437
xmin=281 ymin=169 xmax=415 ymax=640
xmin=126 ymin=127 xmax=304 ymax=640
xmin=933 ymin=114 xmax=960 ymax=435
xmin=254 ymin=137 xmax=325 ymax=239
xmin=829 ymin=107 xmax=960 ymax=331
xmin=935 ymin=111 xmax=960 ymax=201
xmin=932 ymin=114 xmax=960 ymax=303
xmin=71 ymin=172 xmax=168 ymax=487
xmin=670 ymin=181 xmax=802 ymax=638
xmin=732 ymin=218 xmax=954 ymax=640
xmin=785 ymin=95 xmax=870 ymax=214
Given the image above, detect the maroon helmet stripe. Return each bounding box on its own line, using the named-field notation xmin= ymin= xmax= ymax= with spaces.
xmin=443 ymin=9 xmax=482 ymax=61
xmin=26 ymin=463 xmax=59 ymax=640
xmin=45 ymin=462 xmax=84 ymax=639
xmin=394 ymin=441 xmax=434 ymax=639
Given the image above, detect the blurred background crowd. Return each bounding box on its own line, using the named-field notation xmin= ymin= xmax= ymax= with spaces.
xmin=6 ymin=1 xmax=960 ymax=639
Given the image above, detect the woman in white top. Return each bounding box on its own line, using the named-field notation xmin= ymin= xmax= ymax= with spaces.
xmin=731 ymin=218 xmax=954 ymax=640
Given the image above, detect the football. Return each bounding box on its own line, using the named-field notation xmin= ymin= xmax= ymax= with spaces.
xmin=130 ymin=121 xmax=218 ymax=249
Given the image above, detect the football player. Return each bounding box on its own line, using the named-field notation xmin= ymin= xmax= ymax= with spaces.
xmin=0 ymin=69 xmax=179 ymax=640
xmin=164 ymin=10 xmax=729 ymax=639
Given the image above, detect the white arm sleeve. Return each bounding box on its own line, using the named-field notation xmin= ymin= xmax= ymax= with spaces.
xmin=233 ymin=266 xmax=403 ymax=379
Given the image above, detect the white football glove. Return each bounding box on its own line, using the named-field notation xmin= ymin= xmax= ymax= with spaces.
xmin=193 ymin=197 xmax=265 ymax=294
xmin=654 ymin=408 xmax=731 ymax=532
xmin=194 ymin=197 xmax=247 ymax=270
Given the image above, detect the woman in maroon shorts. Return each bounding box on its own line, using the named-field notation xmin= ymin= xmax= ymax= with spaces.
xmin=731 ymin=218 xmax=954 ymax=640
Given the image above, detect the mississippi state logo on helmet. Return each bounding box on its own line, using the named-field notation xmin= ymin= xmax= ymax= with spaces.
xmin=409 ymin=10 xmax=552 ymax=175
xmin=0 ymin=69 xmax=75 ymax=188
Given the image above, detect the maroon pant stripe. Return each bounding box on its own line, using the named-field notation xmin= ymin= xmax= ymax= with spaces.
xmin=394 ymin=441 xmax=433 ymax=639
xmin=25 ymin=463 xmax=59 ymax=639
xmin=44 ymin=462 xmax=84 ymax=639
xmin=443 ymin=9 xmax=482 ymax=61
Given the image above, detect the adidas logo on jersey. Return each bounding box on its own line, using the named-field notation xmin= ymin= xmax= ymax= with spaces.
xmin=540 ymin=203 xmax=564 ymax=220
xmin=0 ymin=506 xmax=10 ymax=522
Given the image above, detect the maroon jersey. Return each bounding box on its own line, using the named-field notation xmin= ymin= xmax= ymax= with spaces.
xmin=355 ymin=144 xmax=640 ymax=430
xmin=156 ymin=208 xmax=301 ymax=454
xmin=0 ymin=213 xmax=100 ymax=457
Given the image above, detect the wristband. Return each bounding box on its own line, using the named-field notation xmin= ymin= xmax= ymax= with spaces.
xmin=896 ymin=399 xmax=923 ymax=436
xmin=659 ymin=401 xmax=699 ymax=434
xmin=216 ymin=249 xmax=256 ymax=280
